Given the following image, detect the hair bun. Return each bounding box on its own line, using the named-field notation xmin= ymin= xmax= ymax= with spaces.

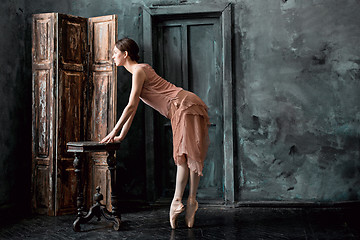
xmin=115 ymin=37 xmax=140 ymax=62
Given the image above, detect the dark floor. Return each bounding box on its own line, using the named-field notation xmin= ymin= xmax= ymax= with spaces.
xmin=1 ymin=204 xmax=359 ymax=240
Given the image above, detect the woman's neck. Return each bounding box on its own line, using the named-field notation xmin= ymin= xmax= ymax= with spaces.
xmin=123 ymin=60 xmax=138 ymax=74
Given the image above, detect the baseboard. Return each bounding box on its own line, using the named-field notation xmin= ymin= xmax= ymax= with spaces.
xmin=233 ymin=200 xmax=360 ymax=208
xmin=146 ymin=197 xmax=360 ymax=208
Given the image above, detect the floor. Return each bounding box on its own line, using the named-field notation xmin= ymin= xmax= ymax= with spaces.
xmin=0 ymin=204 xmax=359 ymax=240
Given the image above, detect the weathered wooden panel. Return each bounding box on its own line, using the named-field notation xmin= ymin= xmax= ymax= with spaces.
xmin=88 ymin=15 xmax=117 ymax=210
xmin=32 ymin=13 xmax=56 ymax=216
xmin=59 ymin=15 xmax=87 ymax=71
xmin=56 ymin=14 xmax=88 ymax=216
xmin=34 ymin=19 xmax=51 ymax=63
xmin=89 ymin=16 xmax=116 ymax=71
xmin=94 ymin=22 xmax=110 ymax=63
xmin=90 ymin=72 xmax=110 ymax=140
xmin=88 ymin=15 xmax=117 ymax=139
xmin=58 ymin=70 xmax=84 ymax=158
xmin=34 ymin=70 xmax=50 ymax=157
xmin=56 ymin=158 xmax=77 ymax=215
xmin=32 ymin=164 xmax=50 ymax=214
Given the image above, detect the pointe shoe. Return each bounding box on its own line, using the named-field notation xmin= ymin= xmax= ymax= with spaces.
xmin=185 ymin=198 xmax=198 ymax=228
xmin=170 ymin=201 xmax=185 ymax=229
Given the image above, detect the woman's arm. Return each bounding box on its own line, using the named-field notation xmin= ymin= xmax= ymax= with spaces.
xmin=100 ymin=67 xmax=145 ymax=143
xmin=113 ymin=108 xmax=136 ymax=142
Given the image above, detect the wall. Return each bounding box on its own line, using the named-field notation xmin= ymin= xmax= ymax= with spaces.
xmin=0 ymin=0 xmax=29 ymax=215
xmin=234 ymin=0 xmax=360 ymax=201
xmin=0 ymin=0 xmax=359 ymax=214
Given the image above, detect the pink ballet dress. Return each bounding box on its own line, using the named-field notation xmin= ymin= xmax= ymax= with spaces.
xmin=138 ymin=64 xmax=210 ymax=176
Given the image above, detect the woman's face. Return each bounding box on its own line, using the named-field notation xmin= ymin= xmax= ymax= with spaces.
xmin=112 ymin=46 xmax=126 ymax=66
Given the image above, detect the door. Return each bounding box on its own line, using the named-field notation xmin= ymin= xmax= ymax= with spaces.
xmin=32 ymin=13 xmax=57 ymax=215
xmin=143 ymin=4 xmax=234 ymax=203
xmin=153 ymin=17 xmax=224 ymax=201
xmin=87 ymin=15 xmax=118 ymax=211
xmin=56 ymin=13 xmax=88 ymax=215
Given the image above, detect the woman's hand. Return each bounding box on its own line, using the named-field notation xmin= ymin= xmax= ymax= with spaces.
xmin=100 ymin=130 xmax=116 ymax=144
xmin=113 ymin=136 xmax=123 ymax=143
xmin=100 ymin=130 xmax=123 ymax=144
xmin=99 ymin=65 xmax=145 ymax=145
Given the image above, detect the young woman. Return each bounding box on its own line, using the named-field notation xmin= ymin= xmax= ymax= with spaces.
xmin=100 ymin=37 xmax=210 ymax=229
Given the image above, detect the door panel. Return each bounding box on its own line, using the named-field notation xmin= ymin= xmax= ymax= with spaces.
xmin=56 ymin=14 xmax=88 ymax=215
xmin=161 ymin=26 xmax=183 ymax=87
xmin=34 ymin=69 xmax=50 ymax=157
xmin=187 ymin=23 xmax=223 ymax=199
xmin=154 ymin=18 xmax=224 ymax=201
xmin=88 ymin=15 xmax=117 ymax=211
xmin=153 ymin=24 xmax=184 ymax=197
xmin=57 ymin=70 xmax=84 ymax=214
xmin=32 ymin=13 xmax=56 ymax=215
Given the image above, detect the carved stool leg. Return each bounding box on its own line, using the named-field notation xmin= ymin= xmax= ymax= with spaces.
xmin=107 ymin=150 xmax=121 ymax=230
xmin=73 ymin=153 xmax=84 ymax=232
xmin=73 ymin=186 xmax=103 ymax=227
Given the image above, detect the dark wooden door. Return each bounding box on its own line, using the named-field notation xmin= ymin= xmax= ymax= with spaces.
xmin=153 ymin=17 xmax=224 ymax=201
xmin=56 ymin=14 xmax=88 ymax=215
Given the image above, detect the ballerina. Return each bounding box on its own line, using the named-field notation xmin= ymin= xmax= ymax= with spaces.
xmin=101 ymin=37 xmax=210 ymax=229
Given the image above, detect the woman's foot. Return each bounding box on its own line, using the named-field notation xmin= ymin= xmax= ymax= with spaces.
xmin=169 ymin=199 xmax=185 ymax=229
xmin=185 ymin=198 xmax=198 ymax=228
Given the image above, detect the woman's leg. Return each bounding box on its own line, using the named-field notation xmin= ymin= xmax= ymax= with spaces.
xmin=188 ymin=169 xmax=200 ymax=199
xmin=170 ymin=156 xmax=189 ymax=229
xmin=173 ymin=160 xmax=189 ymax=201
xmin=185 ymin=168 xmax=200 ymax=228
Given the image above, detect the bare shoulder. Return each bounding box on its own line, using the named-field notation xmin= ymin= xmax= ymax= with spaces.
xmin=134 ymin=64 xmax=146 ymax=75
xmin=132 ymin=64 xmax=147 ymax=81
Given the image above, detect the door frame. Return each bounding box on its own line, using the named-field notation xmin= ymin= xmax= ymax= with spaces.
xmin=142 ymin=3 xmax=234 ymax=204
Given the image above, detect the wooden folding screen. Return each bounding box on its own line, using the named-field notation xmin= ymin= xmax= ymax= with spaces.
xmin=31 ymin=13 xmax=117 ymax=216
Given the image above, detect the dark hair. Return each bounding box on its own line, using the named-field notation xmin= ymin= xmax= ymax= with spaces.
xmin=115 ymin=37 xmax=140 ymax=62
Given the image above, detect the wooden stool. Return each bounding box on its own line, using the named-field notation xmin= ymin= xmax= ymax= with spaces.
xmin=67 ymin=141 xmax=121 ymax=231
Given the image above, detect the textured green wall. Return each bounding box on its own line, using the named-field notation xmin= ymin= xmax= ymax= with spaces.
xmin=1 ymin=0 xmax=359 ymax=213
xmin=0 ymin=0 xmax=29 ymax=212
xmin=234 ymin=0 xmax=360 ymax=201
